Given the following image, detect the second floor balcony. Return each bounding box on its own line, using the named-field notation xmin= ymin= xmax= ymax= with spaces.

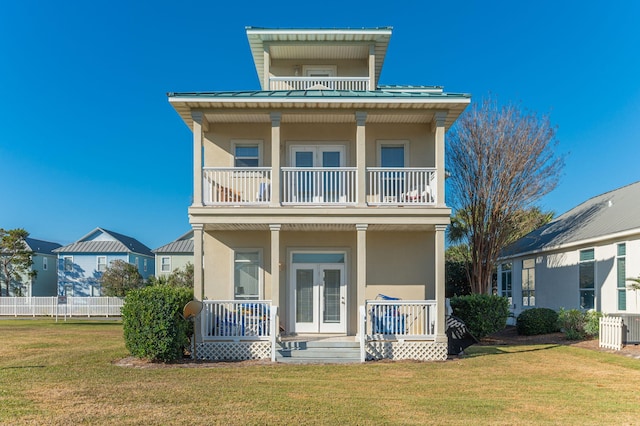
xmin=202 ymin=167 xmax=437 ymax=207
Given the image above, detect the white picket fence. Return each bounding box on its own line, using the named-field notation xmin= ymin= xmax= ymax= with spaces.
xmin=0 ymin=297 xmax=124 ymax=317
xmin=599 ymin=316 xmax=623 ymax=350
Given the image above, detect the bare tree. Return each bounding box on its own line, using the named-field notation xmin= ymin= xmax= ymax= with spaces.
xmin=447 ymin=98 xmax=564 ymax=294
xmin=0 ymin=228 xmax=35 ymax=296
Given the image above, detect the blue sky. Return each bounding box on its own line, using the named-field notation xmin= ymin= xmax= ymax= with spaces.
xmin=1 ymin=1 xmax=639 ymax=249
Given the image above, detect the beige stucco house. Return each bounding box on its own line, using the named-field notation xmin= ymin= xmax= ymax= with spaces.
xmin=168 ymin=27 xmax=470 ymax=362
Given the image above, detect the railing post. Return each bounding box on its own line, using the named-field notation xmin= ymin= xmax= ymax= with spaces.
xmin=271 ymin=305 xmax=278 ymax=362
xmin=359 ymin=305 xmax=366 ymax=362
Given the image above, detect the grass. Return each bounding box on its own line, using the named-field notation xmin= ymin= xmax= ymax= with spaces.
xmin=1 ymin=320 xmax=640 ymax=425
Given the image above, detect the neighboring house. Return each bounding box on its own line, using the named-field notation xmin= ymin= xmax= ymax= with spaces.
xmin=498 ymin=181 xmax=640 ymax=320
xmin=168 ymin=27 xmax=470 ymax=360
xmin=153 ymin=231 xmax=194 ymax=276
xmin=53 ymin=228 xmax=155 ymax=296
xmin=1 ymin=237 xmax=61 ymax=297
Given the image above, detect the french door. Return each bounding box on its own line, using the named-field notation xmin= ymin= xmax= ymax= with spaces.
xmin=290 ymin=145 xmax=345 ymax=203
xmin=292 ymin=262 xmax=346 ymax=333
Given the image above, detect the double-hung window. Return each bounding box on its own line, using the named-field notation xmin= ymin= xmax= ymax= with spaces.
xmin=63 ymin=256 xmax=73 ymax=272
xmin=579 ymin=249 xmax=595 ymax=310
xmin=161 ymin=256 xmax=171 ymax=273
xmin=522 ymin=259 xmax=535 ymax=307
xmin=500 ymin=263 xmax=513 ymax=305
xmin=234 ymin=250 xmax=261 ymax=300
xmin=234 ymin=143 xmax=261 ymax=168
xmin=97 ymin=256 xmax=107 ymax=272
xmin=617 ymin=244 xmax=626 ymax=311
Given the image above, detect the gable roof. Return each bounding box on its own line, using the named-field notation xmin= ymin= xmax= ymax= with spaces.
xmin=23 ymin=238 xmax=62 ymax=255
xmin=501 ymin=181 xmax=640 ymax=258
xmin=53 ymin=228 xmax=153 ymax=257
xmin=153 ymin=231 xmax=194 ymax=254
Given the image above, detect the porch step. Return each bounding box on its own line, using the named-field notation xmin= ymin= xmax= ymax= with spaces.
xmin=276 ymin=340 xmax=361 ymax=364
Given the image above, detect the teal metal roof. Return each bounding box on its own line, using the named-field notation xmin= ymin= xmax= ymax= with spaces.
xmin=167 ymin=89 xmax=470 ymax=99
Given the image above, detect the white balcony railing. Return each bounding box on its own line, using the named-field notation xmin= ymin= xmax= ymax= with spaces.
xmin=269 ymin=76 xmax=370 ymax=91
xmin=201 ymin=300 xmax=273 ymax=340
xmin=282 ymin=167 xmax=357 ymax=205
xmin=365 ymin=300 xmax=437 ymax=339
xmin=203 ymin=167 xmax=271 ymax=205
xmin=367 ymin=168 xmax=437 ymax=205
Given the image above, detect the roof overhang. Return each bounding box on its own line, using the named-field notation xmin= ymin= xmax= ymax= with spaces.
xmin=168 ymin=93 xmax=471 ymax=130
xmin=245 ymin=27 xmax=393 ymax=88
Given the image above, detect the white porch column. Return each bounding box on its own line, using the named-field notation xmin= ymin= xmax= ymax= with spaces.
xmin=433 ymin=111 xmax=447 ymax=207
xmin=368 ymin=44 xmax=375 ymax=90
xmin=191 ymin=111 xmax=206 ymax=207
xmin=270 ymin=112 xmax=281 ymax=207
xmin=355 ymin=112 xmax=367 ymax=206
xmin=193 ymin=224 xmax=204 ymax=301
xmin=356 ymin=223 xmax=368 ymax=335
xmin=270 ymin=224 xmax=281 ymax=309
xmin=435 ymin=224 xmax=447 ymax=342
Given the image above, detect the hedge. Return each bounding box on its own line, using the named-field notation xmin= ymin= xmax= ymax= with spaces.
xmin=516 ymin=308 xmax=559 ymax=335
xmin=449 ymin=294 xmax=509 ymax=339
xmin=121 ymin=285 xmax=193 ymax=362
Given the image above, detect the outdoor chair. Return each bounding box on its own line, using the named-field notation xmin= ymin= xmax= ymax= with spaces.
xmin=371 ymin=294 xmax=406 ymax=334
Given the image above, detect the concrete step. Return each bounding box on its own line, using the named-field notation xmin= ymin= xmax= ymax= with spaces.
xmin=276 ymin=339 xmax=361 ymax=364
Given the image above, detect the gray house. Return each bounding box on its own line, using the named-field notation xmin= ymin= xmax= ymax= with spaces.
xmin=3 ymin=237 xmax=62 ymax=297
xmin=153 ymin=231 xmax=194 ymax=277
xmin=498 ymin=181 xmax=640 ymax=319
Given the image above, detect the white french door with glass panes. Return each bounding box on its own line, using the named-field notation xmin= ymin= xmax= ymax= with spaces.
xmin=290 ymin=145 xmax=345 ymax=203
xmin=290 ymin=252 xmax=346 ymax=333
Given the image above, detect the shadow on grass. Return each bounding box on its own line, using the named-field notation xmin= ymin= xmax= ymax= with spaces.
xmin=0 ymin=365 xmax=45 ymax=370
xmin=463 ymin=344 xmax=562 ymax=358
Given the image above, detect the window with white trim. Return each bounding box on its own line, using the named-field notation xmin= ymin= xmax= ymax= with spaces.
xmin=522 ymin=258 xmax=535 ymax=307
xmin=63 ymin=256 xmax=73 ymax=272
xmin=579 ymin=249 xmax=595 ymax=310
xmin=144 ymin=258 xmax=148 ymax=273
xmin=97 ymin=256 xmax=107 ymax=272
xmin=161 ymin=256 xmax=171 ymax=273
xmin=43 ymin=257 xmax=48 ymax=271
xmin=617 ymin=244 xmax=626 ymax=311
xmin=233 ymin=140 xmax=262 ymax=168
xmin=500 ymin=263 xmax=513 ymax=305
xmin=234 ymin=250 xmax=261 ymax=300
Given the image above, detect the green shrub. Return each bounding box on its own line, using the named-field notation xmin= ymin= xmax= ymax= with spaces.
xmin=121 ymin=285 xmax=193 ymax=362
xmin=516 ymin=308 xmax=559 ymax=335
xmin=449 ymin=294 xmax=510 ymax=338
xmin=557 ymin=308 xmax=602 ymax=340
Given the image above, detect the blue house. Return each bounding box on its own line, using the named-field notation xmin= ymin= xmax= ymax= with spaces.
xmin=53 ymin=228 xmax=155 ymax=296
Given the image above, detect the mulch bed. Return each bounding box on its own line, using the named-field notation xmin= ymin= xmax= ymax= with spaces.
xmin=477 ymin=326 xmax=640 ymax=359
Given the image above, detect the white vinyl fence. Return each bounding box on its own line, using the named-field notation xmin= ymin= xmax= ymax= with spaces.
xmin=599 ymin=316 xmax=623 ymax=350
xmin=0 ymin=297 xmax=124 ymax=317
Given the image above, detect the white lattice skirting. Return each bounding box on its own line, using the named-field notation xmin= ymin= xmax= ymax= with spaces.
xmin=196 ymin=341 xmax=272 ymax=361
xmin=366 ymin=341 xmax=447 ymax=361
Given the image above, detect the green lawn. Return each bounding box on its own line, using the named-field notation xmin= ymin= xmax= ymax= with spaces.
xmin=1 ymin=320 xmax=639 ymax=425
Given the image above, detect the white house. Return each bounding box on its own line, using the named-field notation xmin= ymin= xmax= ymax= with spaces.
xmin=498 ymin=181 xmax=640 ymax=319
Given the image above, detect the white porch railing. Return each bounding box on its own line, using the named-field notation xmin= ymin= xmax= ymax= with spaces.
xmin=367 ymin=168 xmax=436 ymax=205
xmin=282 ymin=167 xmax=357 ymax=205
xmin=203 ymin=167 xmax=271 ymax=205
xmin=599 ymin=316 xmax=623 ymax=350
xmin=0 ymin=297 xmax=124 ymax=317
xmin=269 ymin=76 xmax=370 ymax=91
xmin=201 ymin=300 xmax=273 ymax=340
xmin=365 ymin=300 xmax=437 ymax=339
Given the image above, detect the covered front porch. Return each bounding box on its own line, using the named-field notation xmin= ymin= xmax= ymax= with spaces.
xmin=190 ymin=221 xmax=449 ymax=362
xmin=193 ymin=298 xmax=446 ymax=362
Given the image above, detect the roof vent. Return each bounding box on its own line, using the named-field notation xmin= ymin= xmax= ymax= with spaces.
xmin=607 ymin=200 xmax=613 ymax=207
